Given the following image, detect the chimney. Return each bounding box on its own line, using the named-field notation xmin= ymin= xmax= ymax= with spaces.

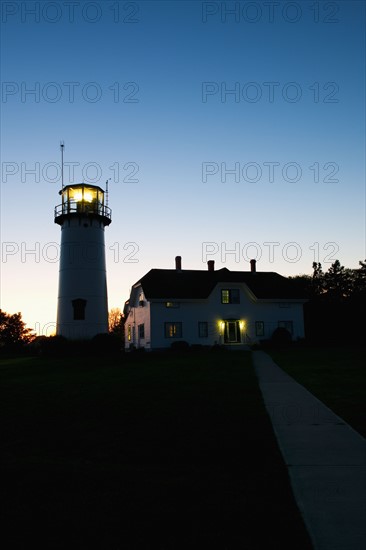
xmin=250 ymin=259 xmax=256 ymax=273
xmin=207 ymin=260 xmax=215 ymax=271
xmin=175 ymin=256 xmax=182 ymax=270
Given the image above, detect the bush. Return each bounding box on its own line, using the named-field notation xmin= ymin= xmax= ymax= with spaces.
xmin=170 ymin=340 xmax=190 ymax=352
xmin=271 ymin=327 xmax=292 ymax=348
xmin=36 ymin=335 xmax=70 ymax=357
xmin=190 ymin=344 xmax=204 ymax=352
xmin=134 ymin=346 xmax=145 ymax=353
xmin=91 ymin=333 xmax=123 ymax=356
xmin=35 ymin=333 xmax=123 ymax=358
xmin=211 ymin=343 xmax=226 ymax=352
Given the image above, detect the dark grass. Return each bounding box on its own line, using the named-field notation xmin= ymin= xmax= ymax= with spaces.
xmin=0 ymin=351 xmax=312 ymax=549
xmin=268 ymin=346 xmax=366 ymax=438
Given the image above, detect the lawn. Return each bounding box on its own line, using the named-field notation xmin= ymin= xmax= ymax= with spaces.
xmin=0 ymin=351 xmax=312 ymax=549
xmin=268 ymin=346 xmax=366 ymax=438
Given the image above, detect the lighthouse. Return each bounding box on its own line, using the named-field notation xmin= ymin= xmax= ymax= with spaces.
xmin=54 ymin=181 xmax=112 ymax=339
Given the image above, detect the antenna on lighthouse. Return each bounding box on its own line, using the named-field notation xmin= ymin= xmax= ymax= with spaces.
xmin=106 ymin=178 xmax=111 ymax=208
xmin=60 ymin=141 xmax=65 ymax=191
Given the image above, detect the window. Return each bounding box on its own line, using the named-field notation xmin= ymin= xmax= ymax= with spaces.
xmin=72 ymin=298 xmax=86 ymax=320
xmin=139 ymin=292 xmax=144 ymax=307
xmin=165 ymin=322 xmax=182 ymax=338
xmin=127 ymin=324 xmax=131 ymax=341
xmin=221 ymin=289 xmax=240 ymax=304
xmin=198 ymin=321 xmax=208 ymax=338
xmin=278 ymin=321 xmax=293 ymax=335
xmin=221 ymin=290 xmax=229 ymax=304
xmin=255 ymin=321 xmax=264 ymax=337
xmin=166 ymin=302 xmax=180 ymax=308
xmin=138 ymin=324 xmax=145 ymax=339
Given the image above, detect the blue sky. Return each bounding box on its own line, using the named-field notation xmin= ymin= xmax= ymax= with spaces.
xmin=1 ymin=0 xmax=365 ymax=334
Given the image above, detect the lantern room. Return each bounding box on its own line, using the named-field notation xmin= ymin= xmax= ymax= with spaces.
xmin=54 ymin=183 xmax=111 ymax=226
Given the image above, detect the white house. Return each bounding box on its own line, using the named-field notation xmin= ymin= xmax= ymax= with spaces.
xmin=123 ymin=257 xmax=307 ymax=350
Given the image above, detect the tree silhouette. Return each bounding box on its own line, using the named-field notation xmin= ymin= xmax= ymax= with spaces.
xmin=301 ymin=259 xmax=366 ymax=343
xmin=353 ymin=260 xmax=366 ymax=298
xmin=0 ymin=310 xmax=35 ymax=351
xmin=323 ymin=260 xmax=353 ymax=301
xmin=311 ymin=262 xmax=324 ymax=297
xmin=108 ymin=308 xmax=124 ymax=338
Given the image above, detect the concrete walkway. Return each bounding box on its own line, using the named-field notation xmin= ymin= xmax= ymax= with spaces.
xmin=252 ymin=351 xmax=366 ymax=550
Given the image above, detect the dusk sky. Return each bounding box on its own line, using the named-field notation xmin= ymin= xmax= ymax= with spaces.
xmin=1 ymin=0 xmax=365 ymax=335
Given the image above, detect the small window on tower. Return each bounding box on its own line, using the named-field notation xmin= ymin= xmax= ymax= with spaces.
xmin=72 ymin=299 xmax=87 ymax=321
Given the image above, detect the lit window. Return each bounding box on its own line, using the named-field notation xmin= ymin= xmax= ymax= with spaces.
xmin=127 ymin=325 xmax=131 ymax=341
xmin=221 ymin=290 xmax=230 ymax=304
xmin=138 ymin=324 xmax=145 ymax=339
xmin=164 ymin=322 xmax=182 ymax=338
xmin=221 ymin=289 xmax=240 ymax=304
xmin=198 ymin=322 xmax=208 ymax=338
xmin=72 ymin=298 xmax=86 ymax=320
xmin=166 ymin=302 xmax=180 ymax=308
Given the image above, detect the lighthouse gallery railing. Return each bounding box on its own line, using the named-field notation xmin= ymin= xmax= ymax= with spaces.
xmin=54 ymin=202 xmax=112 ymax=220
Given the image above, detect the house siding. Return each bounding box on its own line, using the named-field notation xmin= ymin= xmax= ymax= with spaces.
xmin=125 ymin=286 xmax=152 ymax=350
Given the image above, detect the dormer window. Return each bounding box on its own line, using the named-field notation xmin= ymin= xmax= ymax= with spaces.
xmin=139 ymin=292 xmax=144 ymax=307
xmin=221 ymin=289 xmax=240 ymax=304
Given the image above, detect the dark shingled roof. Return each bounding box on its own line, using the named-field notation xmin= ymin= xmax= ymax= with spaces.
xmin=136 ymin=268 xmax=306 ymax=300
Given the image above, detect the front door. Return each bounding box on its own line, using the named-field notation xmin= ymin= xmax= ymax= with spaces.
xmin=224 ymin=320 xmax=241 ymax=343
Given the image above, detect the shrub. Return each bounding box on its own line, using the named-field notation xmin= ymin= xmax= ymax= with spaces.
xmin=271 ymin=327 xmax=292 ymax=348
xmin=170 ymin=340 xmax=190 ymax=352
xmin=190 ymin=344 xmax=204 ymax=352
xmin=37 ymin=335 xmax=70 ymax=357
xmin=91 ymin=332 xmax=122 ymax=356
xmin=211 ymin=343 xmax=226 ymax=352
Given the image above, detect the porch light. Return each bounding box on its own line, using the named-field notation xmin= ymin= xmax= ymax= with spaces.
xmin=218 ymin=321 xmax=225 ymax=334
xmin=240 ymin=320 xmax=245 ymax=330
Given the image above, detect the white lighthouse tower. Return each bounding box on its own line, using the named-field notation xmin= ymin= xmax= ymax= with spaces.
xmin=54 ymin=178 xmax=112 ymax=340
